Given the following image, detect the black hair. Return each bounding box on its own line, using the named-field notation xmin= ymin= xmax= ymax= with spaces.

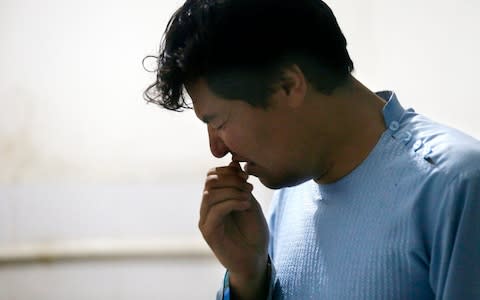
xmin=144 ymin=0 xmax=354 ymax=111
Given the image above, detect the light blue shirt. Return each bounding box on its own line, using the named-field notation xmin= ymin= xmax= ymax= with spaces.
xmin=218 ymin=91 xmax=480 ymax=299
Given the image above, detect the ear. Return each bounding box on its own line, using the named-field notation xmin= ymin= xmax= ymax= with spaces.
xmin=278 ymin=64 xmax=307 ymax=108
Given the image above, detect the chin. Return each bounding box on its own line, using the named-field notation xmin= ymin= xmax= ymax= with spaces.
xmin=259 ymin=179 xmax=285 ymax=190
xmin=259 ymin=175 xmax=311 ymax=190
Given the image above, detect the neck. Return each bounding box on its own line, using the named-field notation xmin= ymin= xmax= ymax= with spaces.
xmin=312 ymin=77 xmax=387 ymax=184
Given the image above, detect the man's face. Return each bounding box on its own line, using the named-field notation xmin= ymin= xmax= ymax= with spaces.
xmin=185 ymin=78 xmax=316 ymax=189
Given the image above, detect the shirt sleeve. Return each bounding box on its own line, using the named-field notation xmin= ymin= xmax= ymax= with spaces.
xmin=429 ymin=170 xmax=480 ymax=299
xmin=216 ymin=257 xmax=276 ymax=300
xmin=216 ymin=271 xmax=230 ymax=300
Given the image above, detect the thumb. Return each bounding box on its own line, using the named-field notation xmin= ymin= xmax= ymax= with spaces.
xmin=229 ymin=160 xmax=241 ymax=169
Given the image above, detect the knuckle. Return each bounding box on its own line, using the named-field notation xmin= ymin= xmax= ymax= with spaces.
xmin=206 ymin=168 xmax=216 ymax=176
xmin=204 ymin=174 xmax=219 ymax=188
xmin=205 ymin=174 xmax=245 ymax=190
xmin=201 ymin=192 xmax=212 ymax=208
xmin=206 ymin=166 xmax=225 ymax=176
xmin=202 ymin=189 xmax=210 ymax=198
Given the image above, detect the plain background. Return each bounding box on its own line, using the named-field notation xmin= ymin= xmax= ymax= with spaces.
xmin=1 ymin=0 xmax=479 ymax=299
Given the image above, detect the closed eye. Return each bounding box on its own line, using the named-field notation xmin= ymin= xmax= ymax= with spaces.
xmin=214 ymin=120 xmax=227 ymax=130
xmin=203 ymin=111 xmax=230 ymax=130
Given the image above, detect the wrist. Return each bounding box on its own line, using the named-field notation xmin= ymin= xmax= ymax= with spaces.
xmin=228 ymin=257 xmax=270 ymax=300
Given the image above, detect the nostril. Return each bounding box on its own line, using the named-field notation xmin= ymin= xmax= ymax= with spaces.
xmin=210 ymin=141 xmax=229 ymax=158
xmin=212 ymin=150 xmax=228 ymax=158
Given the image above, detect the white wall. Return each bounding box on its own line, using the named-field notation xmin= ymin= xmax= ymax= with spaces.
xmin=331 ymin=0 xmax=480 ymax=136
xmin=0 ymin=0 xmax=479 ymax=299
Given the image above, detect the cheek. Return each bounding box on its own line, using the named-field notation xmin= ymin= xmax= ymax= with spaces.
xmin=220 ymin=128 xmax=242 ymax=151
xmin=223 ymin=110 xmax=272 ymax=155
xmin=222 ymin=126 xmax=256 ymax=154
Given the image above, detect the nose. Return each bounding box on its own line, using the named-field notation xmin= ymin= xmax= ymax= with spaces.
xmin=208 ymin=126 xmax=229 ymax=158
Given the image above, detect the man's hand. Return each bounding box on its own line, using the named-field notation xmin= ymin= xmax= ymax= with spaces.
xmin=199 ymin=161 xmax=269 ymax=299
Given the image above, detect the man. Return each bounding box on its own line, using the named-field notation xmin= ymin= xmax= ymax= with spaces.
xmin=144 ymin=0 xmax=480 ymax=299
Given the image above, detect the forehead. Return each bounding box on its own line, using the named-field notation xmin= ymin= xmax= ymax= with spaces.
xmin=185 ymin=78 xmax=212 ymax=104
xmin=185 ymin=78 xmax=229 ymax=119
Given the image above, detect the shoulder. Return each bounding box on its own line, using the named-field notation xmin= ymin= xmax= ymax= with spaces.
xmin=396 ymin=112 xmax=480 ymax=225
xmin=399 ymin=110 xmax=480 ymax=178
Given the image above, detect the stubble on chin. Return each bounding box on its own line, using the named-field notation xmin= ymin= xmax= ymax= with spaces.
xmin=258 ymin=172 xmax=311 ymax=190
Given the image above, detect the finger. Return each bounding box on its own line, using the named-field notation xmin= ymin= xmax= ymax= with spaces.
xmin=199 ymin=198 xmax=252 ymax=236
xmin=229 ymin=160 xmax=241 ymax=169
xmin=200 ymin=188 xmax=252 ymax=222
xmin=207 ymin=165 xmax=248 ymax=178
xmin=205 ymin=173 xmax=253 ymax=192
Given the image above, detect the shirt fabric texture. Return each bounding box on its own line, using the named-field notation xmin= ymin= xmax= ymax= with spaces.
xmin=217 ymin=91 xmax=480 ymax=299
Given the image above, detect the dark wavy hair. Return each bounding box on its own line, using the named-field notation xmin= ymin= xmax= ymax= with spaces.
xmin=144 ymin=0 xmax=354 ymax=111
